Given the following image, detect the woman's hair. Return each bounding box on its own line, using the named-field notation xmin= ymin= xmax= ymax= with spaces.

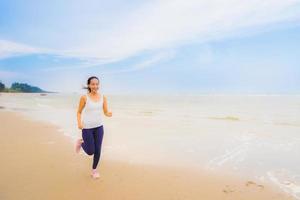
xmin=82 ymin=76 xmax=99 ymax=93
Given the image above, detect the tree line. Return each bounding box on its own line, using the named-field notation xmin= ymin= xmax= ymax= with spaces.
xmin=0 ymin=81 xmax=47 ymax=93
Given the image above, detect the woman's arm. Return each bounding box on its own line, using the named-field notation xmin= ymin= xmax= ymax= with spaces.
xmin=103 ymin=95 xmax=112 ymax=117
xmin=77 ymin=95 xmax=86 ymax=129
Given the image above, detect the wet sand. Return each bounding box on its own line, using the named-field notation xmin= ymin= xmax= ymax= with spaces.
xmin=0 ymin=110 xmax=294 ymax=200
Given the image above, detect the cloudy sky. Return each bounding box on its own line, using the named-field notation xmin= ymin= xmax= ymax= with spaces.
xmin=0 ymin=0 xmax=299 ymax=94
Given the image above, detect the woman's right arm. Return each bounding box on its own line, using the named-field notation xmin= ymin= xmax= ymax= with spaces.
xmin=77 ymin=95 xmax=86 ymax=130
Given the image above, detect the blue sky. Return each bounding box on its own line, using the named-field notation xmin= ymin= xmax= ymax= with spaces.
xmin=0 ymin=0 xmax=300 ymax=94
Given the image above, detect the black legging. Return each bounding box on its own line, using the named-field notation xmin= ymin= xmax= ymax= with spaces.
xmin=81 ymin=125 xmax=104 ymax=169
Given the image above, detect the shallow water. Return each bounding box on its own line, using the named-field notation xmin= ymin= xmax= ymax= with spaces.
xmin=1 ymin=92 xmax=300 ymax=199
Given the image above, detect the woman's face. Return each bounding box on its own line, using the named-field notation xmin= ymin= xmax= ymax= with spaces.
xmin=89 ymin=78 xmax=99 ymax=93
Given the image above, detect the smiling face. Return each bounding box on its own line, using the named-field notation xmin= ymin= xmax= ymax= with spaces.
xmin=88 ymin=78 xmax=99 ymax=93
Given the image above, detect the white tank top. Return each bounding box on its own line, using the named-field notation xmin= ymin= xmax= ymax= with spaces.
xmin=82 ymin=93 xmax=104 ymax=129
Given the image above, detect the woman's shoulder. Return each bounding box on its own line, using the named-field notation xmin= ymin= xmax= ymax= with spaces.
xmin=80 ymin=94 xmax=87 ymax=101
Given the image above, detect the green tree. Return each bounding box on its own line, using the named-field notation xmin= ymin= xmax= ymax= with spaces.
xmin=10 ymin=82 xmax=44 ymax=93
xmin=0 ymin=81 xmax=5 ymax=92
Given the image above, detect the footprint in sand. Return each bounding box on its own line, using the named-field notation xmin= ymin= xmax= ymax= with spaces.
xmin=223 ymin=185 xmax=235 ymax=194
xmin=245 ymin=181 xmax=265 ymax=190
xmin=223 ymin=181 xmax=265 ymax=195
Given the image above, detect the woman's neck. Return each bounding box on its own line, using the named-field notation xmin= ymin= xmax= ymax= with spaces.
xmin=89 ymin=91 xmax=98 ymax=96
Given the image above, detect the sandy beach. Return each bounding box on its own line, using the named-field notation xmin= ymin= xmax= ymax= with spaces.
xmin=0 ymin=109 xmax=294 ymax=200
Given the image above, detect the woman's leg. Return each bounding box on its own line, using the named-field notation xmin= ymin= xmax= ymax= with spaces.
xmin=81 ymin=128 xmax=95 ymax=156
xmin=92 ymin=125 xmax=104 ymax=169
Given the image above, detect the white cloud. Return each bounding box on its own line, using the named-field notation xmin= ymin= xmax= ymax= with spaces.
xmin=102 ymin=49 xmax=177 ymax=74
xmin=64 ymin=0 xmax=300 ymax=61
xmin=0 ymin=40 xmax=44 ymax=59
xmin=1 ymin=0 xmax=299 ymax=64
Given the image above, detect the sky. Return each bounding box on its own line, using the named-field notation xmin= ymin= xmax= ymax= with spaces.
xmin=0 ymin=0 xmax=300 ymax=94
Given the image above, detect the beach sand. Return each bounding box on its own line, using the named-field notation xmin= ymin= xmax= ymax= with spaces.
xmin=0 ymin=110 xmax=294 ymax=200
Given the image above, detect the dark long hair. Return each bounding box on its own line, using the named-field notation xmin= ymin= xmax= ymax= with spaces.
xmin=82 ymin=76 xmax=99 ymax=93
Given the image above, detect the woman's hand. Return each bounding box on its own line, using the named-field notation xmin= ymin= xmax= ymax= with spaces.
xmin=103 ymin=96 xmax=112 ymax=117
xmin=78 ymin=122 xmax=84 ymax=130
xmin=105 ymin=111 xmax=112 ymax=117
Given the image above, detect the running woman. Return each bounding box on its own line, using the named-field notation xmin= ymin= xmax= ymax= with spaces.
xmin=75 ymin=76 xmax=112 ymax=179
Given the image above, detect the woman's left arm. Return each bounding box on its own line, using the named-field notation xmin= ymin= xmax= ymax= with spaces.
xmin=103 ymin=95 xmax=112 ymax=117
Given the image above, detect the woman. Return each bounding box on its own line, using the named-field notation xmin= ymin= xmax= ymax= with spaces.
xmin=75 ymin=76 xmax=112 ymax=179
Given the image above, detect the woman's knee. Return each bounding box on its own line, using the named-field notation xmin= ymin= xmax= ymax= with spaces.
xmin=86 ymin=147 xmax=95 ymax=155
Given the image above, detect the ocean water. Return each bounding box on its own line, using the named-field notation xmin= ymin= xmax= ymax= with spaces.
xmin=1 ymin=92 xmax=300 ymax=198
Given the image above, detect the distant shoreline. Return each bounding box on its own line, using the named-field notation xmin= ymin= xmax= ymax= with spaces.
xmin=0 ymin=90 xmax=58 ymax=93
xmin=0 ymin=81 xmax=57 ymax=93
